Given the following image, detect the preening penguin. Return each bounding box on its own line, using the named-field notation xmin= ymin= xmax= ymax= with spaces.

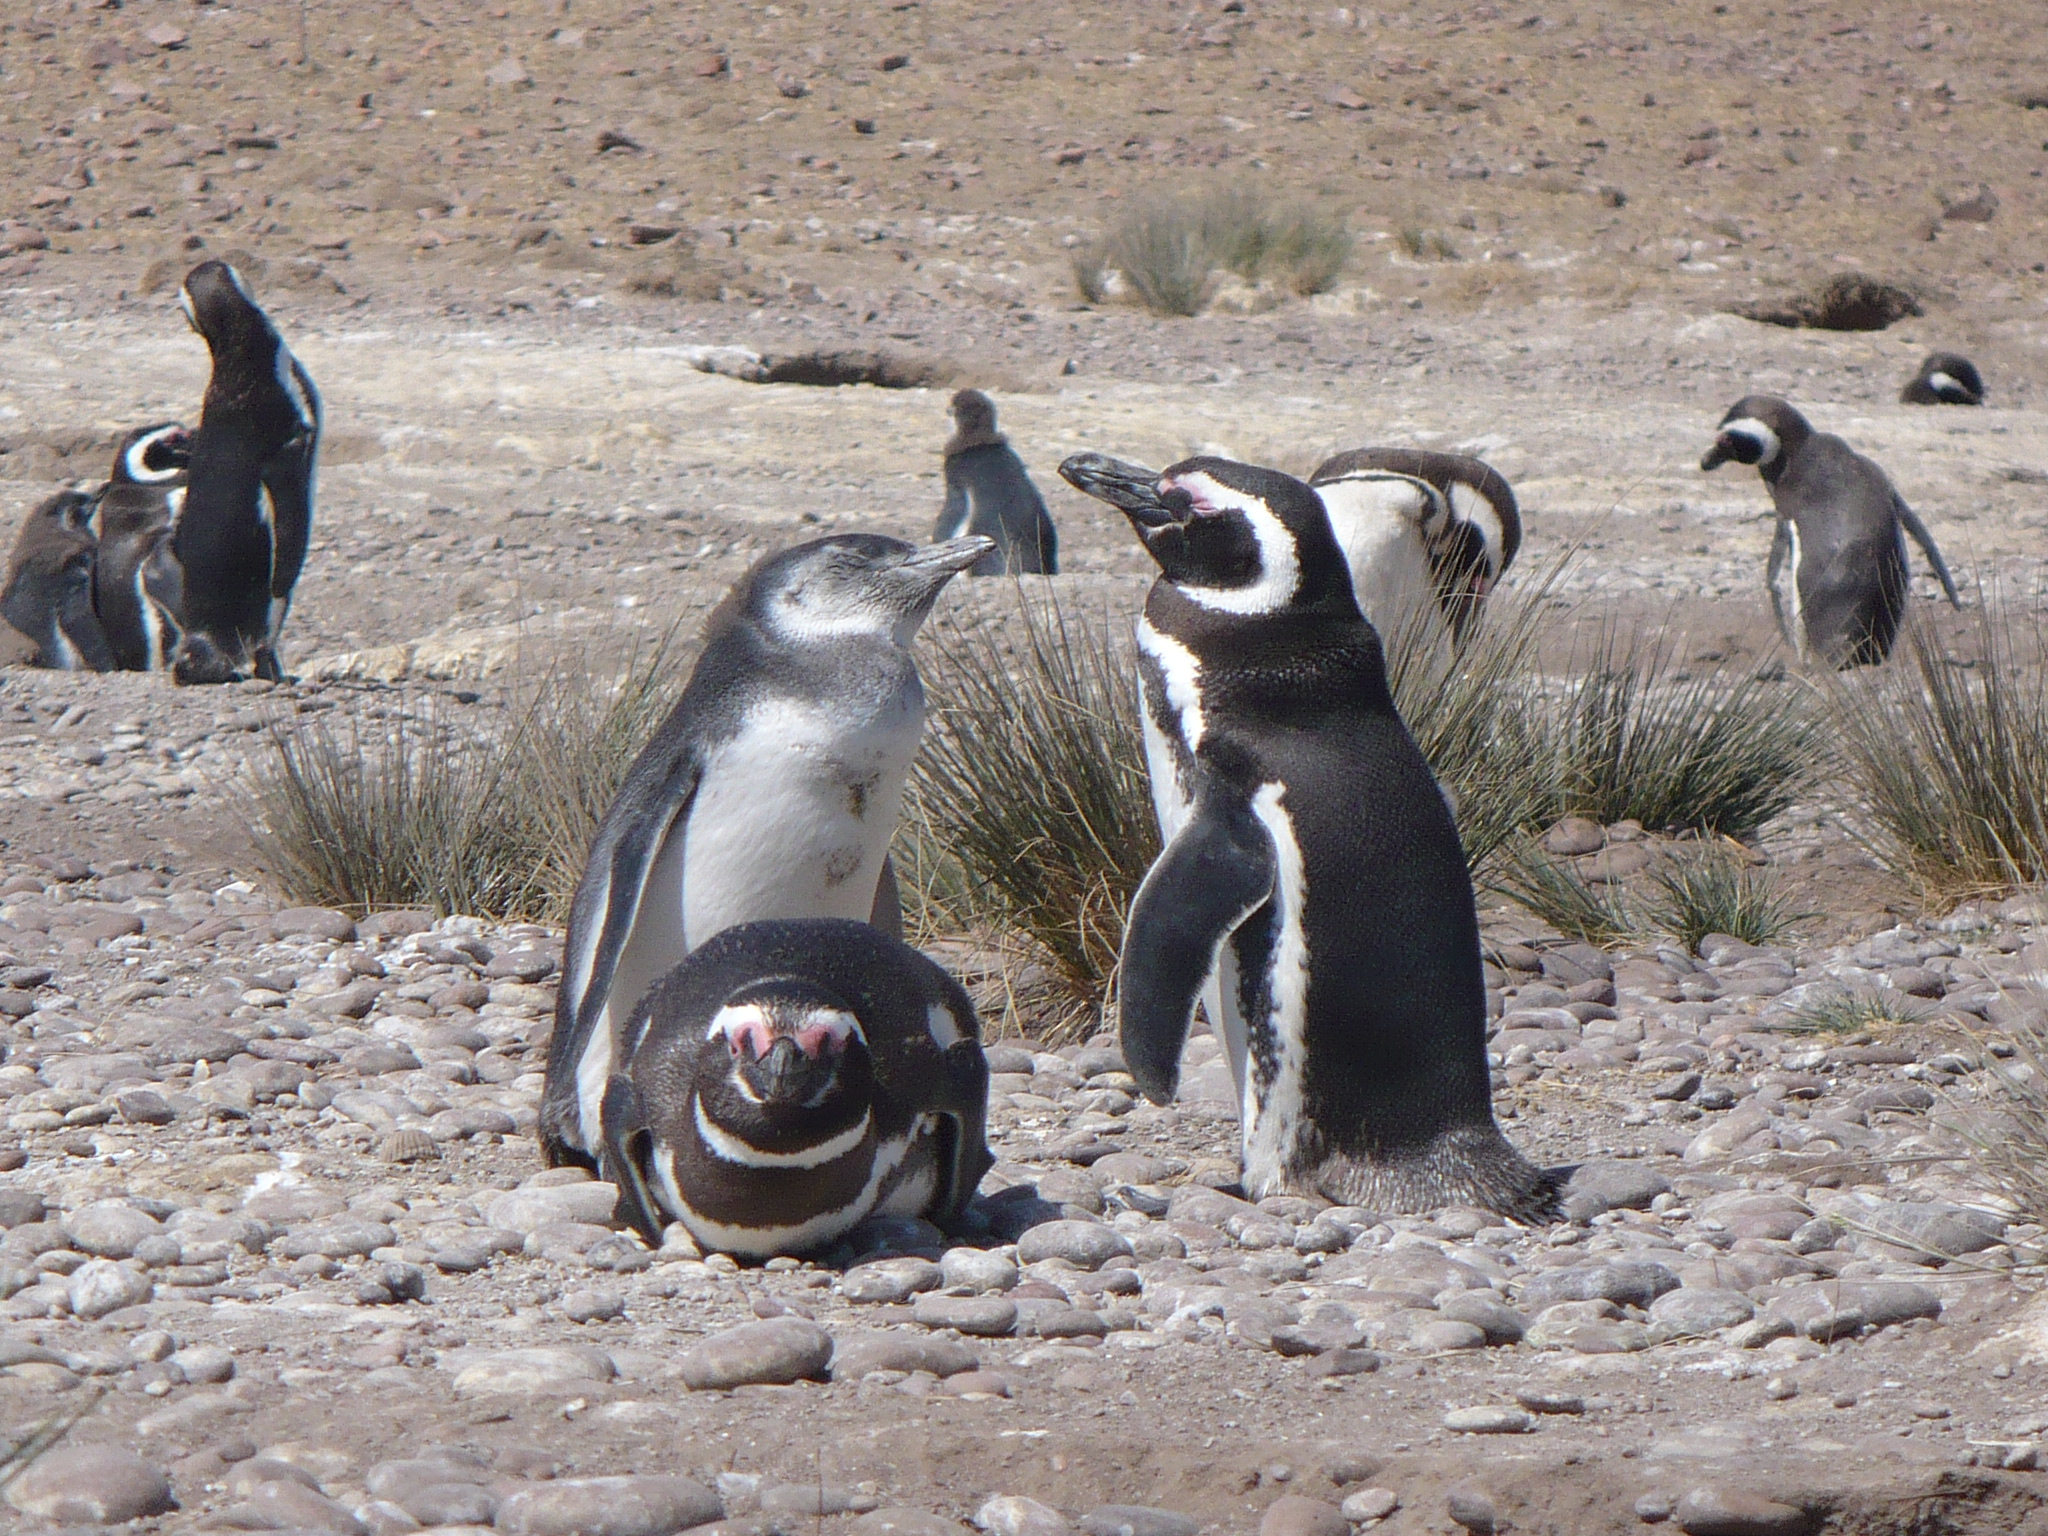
xmin=934 ymin=390 xmax=1059 ymax=576
xmin=600 ymin=918 xmax=992 ymax=1259
xmin=1310 ymin=447 xmax=1521 ymax=650
xmin=1900 ymin=352 xmax=1985 ymax=407
xmin=1058 ymin=450 xmax=1558 ymax=1221
xmin=1702 ymin=395 xmax=1960 ymax=668
xmin=540 ymin=532 xmax=994 ymax=1172
xmin=2 ymin=490 xmax=115 ymax=672
xmin=173 ymin=260 xmax=322 ymax=684
xmin=92 ymin=423 xmax=190 ymax=673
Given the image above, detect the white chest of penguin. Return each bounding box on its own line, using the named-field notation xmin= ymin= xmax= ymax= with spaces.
xmin=679 ymin=694 xmax=918 ymax=947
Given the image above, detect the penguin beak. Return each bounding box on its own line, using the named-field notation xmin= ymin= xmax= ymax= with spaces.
xmin=1700 ymin=437 xmax=1734 ymax=472
xmin=1059 ymin=453 xmax=1179 ymax=531
xmin=895 ymin=536 xmax=995 ymax=579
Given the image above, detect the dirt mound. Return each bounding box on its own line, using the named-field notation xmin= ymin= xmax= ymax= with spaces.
xmin=1731 ymin=274 xmax=1923 ymax=333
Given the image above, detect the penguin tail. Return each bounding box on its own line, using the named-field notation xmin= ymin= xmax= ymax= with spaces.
xmin=1301 ymin=1124 xmax=1563 ymax=1225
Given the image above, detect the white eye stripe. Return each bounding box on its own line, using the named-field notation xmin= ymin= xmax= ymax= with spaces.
xmin=1446 ymin=483 xmax=1506 ymax=570
xmin=1171 ymin=471 xmax=1301 ymax=615
xmin=1721 ymin=417 xmax=1782 ymax=468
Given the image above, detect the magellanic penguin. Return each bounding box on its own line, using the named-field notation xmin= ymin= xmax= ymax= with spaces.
xmin=173 ymin=260 xmax=322 ymax=684
xmin=1058 ymin=451 xmax=1559 ymax=1221
xmin=933 ymin=390 xmax=1059 ymax=576
xmin=91 ymin=423 xmax=191 ymax=673
xmin=2 ymin=489 xmax=116 ymax=672
xmin=1900 ymin=352 xmax=1985 ymax=406
xmin=601 ymin=917 xmax=992 ymax=1259
xmin=1309 ymin=447 xmax=1521 ymax=651
xmin=1701 ymin=395 xmax=1961 ymax=668
xmin=540 ymin=532 xmax=995 ymax=1172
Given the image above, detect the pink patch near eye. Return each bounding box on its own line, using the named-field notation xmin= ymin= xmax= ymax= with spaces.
xmin=728 ymin=1019 xmax=777 ymax=1060
xmin=794 ymin=1023 xmax=842 ymax=1059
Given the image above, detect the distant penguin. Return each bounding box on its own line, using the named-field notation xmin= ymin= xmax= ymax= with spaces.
xmin=173 ymin=260 xmax=322 ymax=684
xmin=1058 ymin=450 xmax=1558 ymax=1220
xmin=540 ymin=532 xmax=994 ymax=1171
xmin=1310 ymin=448 xmax=1521 ymax=650
xmin=1901 ymin=352 xmax=1985 ymax=407
xmin=91 ymin=423 xmax=190 ymax=673
xmin=934 ymin=390 xmax=1058 ymax=576
xmin=2 ymin=489 xmax=116 ymax=672
xmin=1702 ymin=395 xmax=1961 ymax=668
xmin=600 ymin=917 xmax=992 ymax=1259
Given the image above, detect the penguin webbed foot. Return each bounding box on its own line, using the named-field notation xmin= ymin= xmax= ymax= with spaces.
xmin=1302 ymin=1127 xmax=1563 ymax=1225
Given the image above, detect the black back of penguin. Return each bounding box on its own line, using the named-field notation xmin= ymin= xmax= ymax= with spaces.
xmin=935 ymin=390 xmax=1058 ymax=576
xmin=173 ymin=260 xmax=321 ymax=683
xmin=1901 ymin=352 xmax=1984 ymax=406
xmin=2 ymin=490 xmax=114 ymax=672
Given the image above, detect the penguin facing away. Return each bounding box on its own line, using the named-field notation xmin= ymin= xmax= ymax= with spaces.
xmin=2 ymin=489 xmax=116 ymax=672
xmin=601 ymin=917 xmax=992 ymax=1259
xmin=173 ymin=260 xmax=322 ymax=684
xmin=1058 ymin=450 xmax=1559 ymax=1221
xmin=1701 ymin=395 xmax=1960 ymax=668
xmin=1310 ymin=447 xmax=1521 ymax=650
xmin=1901 ymin=352 xmax=1984 ymax=406
xmin=91 ymin=423 xmax=190 ymax=673
xmin=934 ymin=390 xmax=1059 ymax=576
xmin=540 ymin=532 xmax=994 ymax=1172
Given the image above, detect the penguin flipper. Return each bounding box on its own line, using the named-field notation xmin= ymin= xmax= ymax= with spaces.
xmin=599 ymin=1075 xmax=666 ymax=1247
xmin=58 ymin=569 xmax=118 ymax=673
xmin=1118 ymin=778 xmax=1275 ymax=1105
xmin=1894 ymin=494 xmax=1961 ymax=608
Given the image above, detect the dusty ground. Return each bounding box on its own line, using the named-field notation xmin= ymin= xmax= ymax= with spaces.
xmin=4 ymin=2 xmax=2048 ymax=1534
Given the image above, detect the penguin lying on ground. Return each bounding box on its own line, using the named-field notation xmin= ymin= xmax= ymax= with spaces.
xmin=1701 ymin=395 xmax=1961 ymax=668
xmin=601 ymin=917 xmax=992 ymax=1259
xmin=91 ymin=423 xmax=190 ymax=673
xmin=173 ymin=260 xmax=321 ymax=684
xmin=2 ymin=489 xmax=116 ymax=672
xmin=1309 ymin=447 xmax=1521 ymax=654
xmin=1900 ymin=352 xmax=1985 ymax=406
xmin=1059 ymin=450 xmax=1559 ymax=1221
xmin=934 ymin=390 xmax=1059 ymax=576
xmin=540 ymin=531 xmax=994 ymax=1172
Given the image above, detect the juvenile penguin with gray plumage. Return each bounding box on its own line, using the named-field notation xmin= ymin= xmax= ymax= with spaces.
xmin=173 ymin=260 xmax=321 ymax=684
xmin=1702 ymin=395 xmax=1960 ymax=668
xmin=91 ymin=423 xmax=190 ymax=673
xmin=934 ymin=390 xmax=1058 ymax=575
xmin=1309 ymin=447 xmax=1521 ymax=654
xmin=1901 ymin=352 xmax=1984 ymax=406
xmin=1059 ymin=450 xmax=1558 ymax=1221
xmin=540 ymin=531 xmax=993 ymax=1172
xmin=601 ymin=917 xmax=991 ymax=1259
xmin=2 ymin=489 xmax=114 ymax=672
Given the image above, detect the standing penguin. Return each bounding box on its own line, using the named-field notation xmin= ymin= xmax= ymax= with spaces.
xmin=934 ymin=390 xmax=1058 ymax=576
xmin=1701 ymin=395 xmax=1960 ymax=668
xmin=2 ymin=489 xmax=115 ymax=672
xmin=173 ymin=260 xmax=322 ymax=684
xmin=1310 ymin=447 xmax=1521 ymax=650
xmin=1900 ymin=352 xmax=1985 ymax=406
xmin=540 ymin=532 xmax=994 ymax=1171
xmin=1058 ymin=451 xmax=1558 ymax=1220
xmin=91 ymin=423 xmax=190 ymax=673
xmin=601 ymin=917 xmax=992 ymax=1258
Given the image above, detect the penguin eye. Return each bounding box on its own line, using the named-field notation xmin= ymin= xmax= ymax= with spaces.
xmin=1160 ymin=486 xmax=1196 ymax=520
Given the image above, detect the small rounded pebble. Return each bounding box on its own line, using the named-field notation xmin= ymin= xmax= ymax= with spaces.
xmin=1513 ymin=1390 xmax=1584 ymax=1415
xmin=1257 ymin=1494 xmax=1349 ymax=1536
xmin=1014 ymin=1220 xmax=1133 ymax=1271
xmin=5 ymin=1444 xmax=175 ymax=1523
xmin=1339 ymin=1488 xmax=1399 ymax=1524
xmin=843 ymin=1256 xmax=944 ymax=1303
xmin=1442 ymin=1407 xmax=1534 ymax=1435
xmin=1635 ymin=1493 xmax=1673 ymax=1523
xmin=976 ymin=1494 xmax=1075 ymax=1536
xmin=851 ymin=1509 xmax=976 ymax=1536
xmin=496 ymin=1475 xmax=722 ymax=1536
xmin=1446 ymin=1485 xmax=1498 ymax=1536
xmin=680 ymin=1318 xmax=833 ymax=1391
xmin=1672 ymin=1485 xmax=1812 ymax=1536
xmin=913 ymin=1293 xmax=1019 ymax=1336
xmin=940 ymin=1247 xmax=1020 ymax=1294
xmin=562 ymin=1288 xmax=626 ymax=1323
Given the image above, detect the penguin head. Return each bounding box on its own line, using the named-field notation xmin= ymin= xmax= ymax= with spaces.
xmin=180 ymin=259 xmax=281 ymax=357
xmin=1061 ymin=452 xmax=1353 ymax=616
xmin=112 ymin=423 xmax=192 ymax=487
xmin=946 ymin=389 xmax=1004 ymax=451
xmin=702 ymin=979 xmax=873 ymax=1115
xmin=1700 ymin=396 xmax=1809 ymax=475
xmin=171 ymin=631 xmax=248 ymax=686
xmin=745 ymin=532 xmax=993 ymax=647
xmin=1915 ymin=352 xmax=1985 ymax=406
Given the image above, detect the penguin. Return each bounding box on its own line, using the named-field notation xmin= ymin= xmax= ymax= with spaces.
xmin=1057 ymin=450 xmax=1558 ymax=1221
xmin=1701 ymin=395 xmax=1961 ymax=668
xmin=540 ymin=531 xmax=995 ymax=1171
xmin=172 ymin=260 xmax=322 ymax=684
xmin=600 ymin=917 xmax=992 ymax=1259
xmin=2 ymin=489 xmax=116 ymax=672
xmin=933 ymin=390 xmax=1059 ymax=576
xmin=90 ymin=423 xmax=190 ymax=673
xmin=1900 ymin=352 xmax=1985 ymax=406
xmin=1310 ymin=447 xmax=1521 ymax=650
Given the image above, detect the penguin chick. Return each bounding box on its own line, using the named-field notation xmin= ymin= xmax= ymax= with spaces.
xmin=1900 ymin=352 xmax=1985 ymax=406
xmin=934 ymin=390 xmax=1059 ymax=575
xmin=601 ymin=917 xmax=991 ymax=1259
xmin=2 ymin=489 xmax=115 ymax=672
xmin=541 ymin=531 xmax=994 ymax=1172
xmin=1702 ymin=395 xmax=1960 ymax=668
xmin=92 ymin=423 xmax=190 ymax=673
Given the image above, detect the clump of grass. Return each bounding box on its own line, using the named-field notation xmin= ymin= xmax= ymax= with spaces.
xmin=903 ymin=591 xmax=1159 ymax=1038
xmin=1945 ymin=1025 xmax=2048 ymax=1233
xmin=1647 ymin=843 xmax=1811 ymax=954
xmin=1829 ymin=607 xmax=2048 ymax=903
xmin=1774 ymin=986 xmax=1936 ymax=1036
xmin=1097 ymin=196 xmax=1214 ymax=317
xmin=1487 ymin=843 xmax=1640 ymax=948
xmin=1397 ymin=226 xmax=1461 ymax=261
xmin=1078 ymin=183 xmax=1355 ymax=315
